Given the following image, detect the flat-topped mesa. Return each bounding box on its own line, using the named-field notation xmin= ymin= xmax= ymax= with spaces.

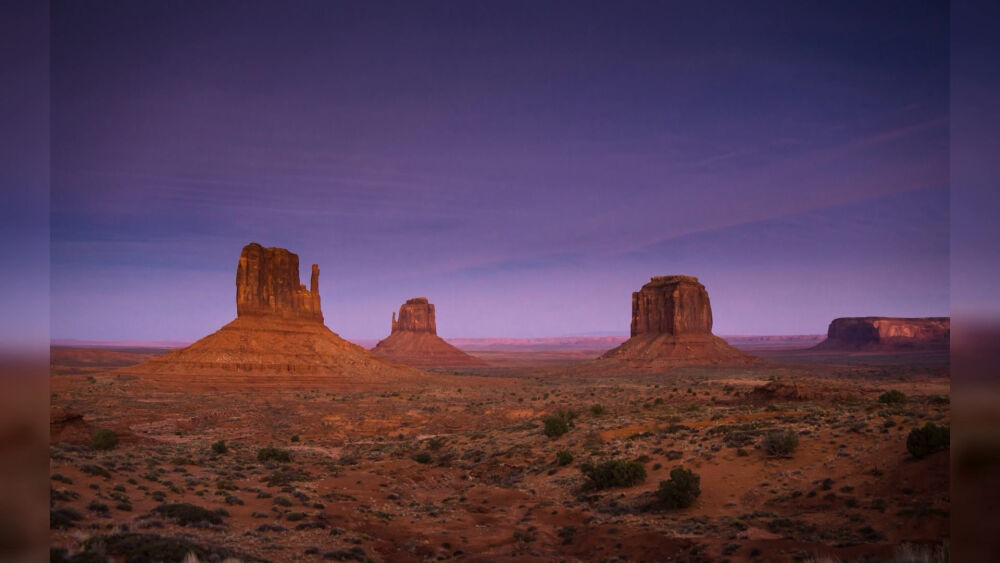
xmin=816 ymin=317 xmax=950 ymax=350
xmin=391 ymin=297 xmax=437 ymax=335
xmin=601 ymin=275 xmax=755 ymax=365
xmin=631 ymin=275 xmax=712 ymax=337
xmin=235 ymin=242 xmax=323 ymax=322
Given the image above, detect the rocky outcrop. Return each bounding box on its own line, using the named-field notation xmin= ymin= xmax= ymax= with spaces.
xmin=373 ymin=297 xmax=484 ymax=367
xmin=121 ymin=243 xmax=421 ymax=380
xmin=236 ymin=243 xmax=322 ymax=322
xmin=391 ymin=297 xmax=437 ymax=334
xmin=630 ymin=275 xmax=712 ymax=336
xmin=600 ymin=276 xmax=756 ymax=365
xmin=814 ymin=317 xmax=950 ymax=350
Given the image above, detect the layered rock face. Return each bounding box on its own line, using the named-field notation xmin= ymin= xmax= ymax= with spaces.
xmin=121 ymin=243 xmax=420 ymax=380
xmin=815 ymin=317 xmax=950 ymax=350
xmin=601 ymin=276 xmax=755 ymax=365
xmin=630 ymin=275 xmax=712 ymax=336
xmin=236 ymin=243 xmax=322 ymax=322
xmin=391 ymin=297 xmax=437 ymax=334
xmin=373 ymin=297 xmax=483 ymax=367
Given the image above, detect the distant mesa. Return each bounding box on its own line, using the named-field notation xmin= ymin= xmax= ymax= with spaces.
xmin=120 ymin=243 xmax=419 ymax=379
xmin=813 ymin=317 xmax=950 ymax=351
xmin=372 ymin=297 xmax=484 ymax=367
xmin=600 ymin=275 xmax=756 ymax=365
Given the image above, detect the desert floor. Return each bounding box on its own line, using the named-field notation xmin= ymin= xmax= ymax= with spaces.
xmin=49 ymin=345 xmax=950 ymax=562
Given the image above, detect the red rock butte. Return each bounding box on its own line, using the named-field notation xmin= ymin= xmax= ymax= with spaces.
xmin=814 ymin=317 xmax=950 ymax=350
xmin=600 ymin=275 xmax=756 ymax=365
xmin=118 ymin=243 xmax=420 ymax=380
xmin=372 ymin=297 xmax=484 ymax=367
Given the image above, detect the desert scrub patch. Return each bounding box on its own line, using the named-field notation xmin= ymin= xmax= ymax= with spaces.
xmin=580 ymin=459 xmax=646 ymax=490
xmin=51 ymin=473 xmax=73 ymax=484
xmin=50 ymin=507 xmax=83 ymax=529
xmin=543 ymin=409 xmax=577 ymax=438
xmin=412 ymin=452 xmax=432 ymax=464
xmin=425 ymin=437 xmax=446 ymax=450
xmin=878 ymin=390 xmax=907 ymax=405
xmin=555 ymin=450 xmax=574 ymax=466
xmin=266 ymin=468 xmax=311 ymax=487
xmin=907 ymin=422 xmax=950 ymax=459
xmin=215 ymin=479 xmax=238 ymax=491
xmin=91 ymin=428 xmax=119 ymax=450
xmin=257 ymin=446 xmax=291 ymax=462
xmin=152 ymin=503 xmax=225 ymax=526
xmin=76 ymin=533 xmax=261 ymax=563
xmin=210 ymin=440 xmax=228 ymax=454
xmin=761 ymin=429 xmax=799 ymax=458
xmin=589 ymin=404 xmax=606 ymax=416
xmin=80 ymin=464 xmax=111 ymax=478
xmin=656 ymin=466 xmax=702 ymax=509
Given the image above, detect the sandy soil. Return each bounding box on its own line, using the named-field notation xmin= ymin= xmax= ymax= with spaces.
xmin=49 ymin=347 xmax=950 ymax=562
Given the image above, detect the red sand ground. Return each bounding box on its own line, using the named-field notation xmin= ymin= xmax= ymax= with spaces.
xmin=49 ymin=344 xmax=949 ymax=562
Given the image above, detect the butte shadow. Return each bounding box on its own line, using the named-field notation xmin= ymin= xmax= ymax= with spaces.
xmin=117 ymin=243 xmax=421 ymax=381
xmin=371 ymin=297 xmax=485 ymax=367
xmin=595 ymin=275 xmax=758 ymax=370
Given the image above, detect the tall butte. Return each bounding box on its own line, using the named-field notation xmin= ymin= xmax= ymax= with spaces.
xmin=371 ymin=298 xmax=484 ymax=367
xmin=600 ymin=275 xmax=756 ymax=365
xmin=121 ymin=243 xmax=419 ymax=380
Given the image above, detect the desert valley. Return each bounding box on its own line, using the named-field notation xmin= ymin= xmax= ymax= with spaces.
xmin=48 ymin=244 xmax=951 ymax=563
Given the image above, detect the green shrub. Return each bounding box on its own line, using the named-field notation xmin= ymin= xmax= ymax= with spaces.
xmin=412 ymin=452 xmax=432 ymax=464
xmin=543 ymin=409 xmax=576 ymax=438
xmin=211 ymin=441 xmax=228 ymax=454
xmin=656 ymin=467 xmax=701 ymax=509
xmin=580 ymin=459 xmax=646 ymax=490
xmin=257 ymin=446 xmax=291 ymax=462
xmin=761 ymin=429 xmax=799 ymax=457
xmin=91 ymin=428 xmax=119 ymax=450
xmin=426 ymin=437 xmax=446 ymax=450
xmin=50 ymin=507 xmax=83 ymax=529
xmin=589 ymin=404 xmax=606 ymax=416
xmin=878 ymin=390 xmax=907 ymax=405
xmin=906 ymin=422 xmax=950 ymax=459
xmin=153 ymin=503 xmax=223 ymax=526
xmin=555 ymin=450 xmax=574 ymax=466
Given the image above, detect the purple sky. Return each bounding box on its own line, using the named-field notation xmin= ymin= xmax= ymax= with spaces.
xmin=50 ymin=1 xmax=950 ymax=340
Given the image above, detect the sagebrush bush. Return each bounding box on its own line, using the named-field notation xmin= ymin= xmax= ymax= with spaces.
xmin=543 ymin=409 xmax=576 ymax=438
xmin=878 ymin=390 xmax=907 ymax=405
xmin=412 ymin=452 xmax=432 ymax=464
xmin=580 ymin=459 xmax=646 ymax=490
xmin=153 ymin=503 xmax=224 ymax=526
xmin=906 ymin=422 xmax=950 ymax=458
xmin=589 ymin=404 xmax=606 ymax=415
xmin=211 ymin=440 xmax=228 ymax=454
xmin=656 ymin=466 xmax=701 ymax=509
xmin=91 ymin=428 xmax=119 ymax=450
xmin=555 ymin=450 xmax=574 ymax=466
xmin=256 ymin=446 xmax=291 ymax=462
xmin=761 ymin=429 xmax=799 ymax=457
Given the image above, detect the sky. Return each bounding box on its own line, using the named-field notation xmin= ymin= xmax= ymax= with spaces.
xmin=49 ymin=1 xmax=950 ymax=340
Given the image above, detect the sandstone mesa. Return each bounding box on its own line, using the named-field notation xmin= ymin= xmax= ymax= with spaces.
xmin=814 ymin=317 xmax=950 ymax=351
xmin=600 ymin=275 xmax=756 ymax=365
xmin=119 ymin=243 xmax=419 ymax=379
xmin=372 ymin=297 xmax=484 ymax=367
